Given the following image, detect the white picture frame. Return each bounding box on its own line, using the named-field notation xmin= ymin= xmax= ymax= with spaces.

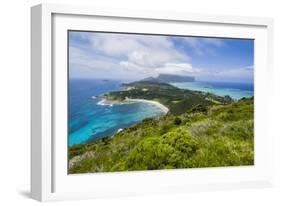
xmin=31 ymin=3 xmax=274 ymax=202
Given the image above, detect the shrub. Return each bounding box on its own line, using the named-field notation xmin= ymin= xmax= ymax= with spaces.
xmin=188 ymin=119 xmax=219 ymax=138
xmin=174 ymin=117 xmax=182 ymax=125
xmin=162 ymin=128 xmax=199 ymax=157
xmin=187 ymin=104 xmax=208 ymax=114
xmin=124 ymin=136 xmax=176 ymax=170
xmin=159 ymin=123 xmax=172 ymax=135
xmin=220 ymin=120 xmax=254 ymax=140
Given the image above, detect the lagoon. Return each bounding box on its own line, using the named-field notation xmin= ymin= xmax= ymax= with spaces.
xmin=171 ymin=81 xmax=253 ymax=100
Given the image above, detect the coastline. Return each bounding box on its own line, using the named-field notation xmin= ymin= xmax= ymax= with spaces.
xmin=98 ymin=95 xmax=170 ymax=114
xmin=124 ymin=97 xmax=169 ymax=114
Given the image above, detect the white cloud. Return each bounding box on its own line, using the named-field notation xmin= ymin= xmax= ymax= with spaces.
xmin=119 ymin=61 xmax=197 ymax=77
xmin=180 ymin=37 xmax=225 ymax=56
xmin=201 ymin=38 xmax=225 ymax=47
xmin=215 ymin=66 xmax=253 ymax=80
xmin=70 ymin=32 xmax=194 ymax=79
xmin=89 ymin=33 xmax=189 ymax=67
xmin=70 ymin=32 xmax=253 ymax=82
xmin=154 ymin=63 xmax=197 ymax=76
xmin=195 ymin=65 xmax=254 ymax=82
xmin=69 ymin=46 xmax=122 ymax=71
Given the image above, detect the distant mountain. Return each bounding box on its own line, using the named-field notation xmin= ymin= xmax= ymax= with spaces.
xmin=139 ymin=76 xmax=163 ymax=83
xmin=134 ymin=74 xmax=195 ymax=84
xmin=157 ymin=74 xmax=195 ymax=82
xmin=122 ymin=74 xmax=195 ymax=88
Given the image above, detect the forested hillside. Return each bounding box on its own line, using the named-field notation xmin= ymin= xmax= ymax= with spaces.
xmin=69 ymin=97 xmax=254 ymax=173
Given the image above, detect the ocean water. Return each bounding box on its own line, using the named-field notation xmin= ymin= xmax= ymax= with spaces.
xmin=68 ymin=79 xmax=165 ymax=146
xmin=171 ymin=81 xmax=254 ymax=100
xmin=69 ymin=79 xmax=254 ymax=146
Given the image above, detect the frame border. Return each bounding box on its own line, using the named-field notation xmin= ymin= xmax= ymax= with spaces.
xmin=31 ymin=3 xmax=274 ymax=201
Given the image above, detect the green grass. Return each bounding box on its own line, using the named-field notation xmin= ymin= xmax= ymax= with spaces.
xmin=68 ymin=97 xmax=254 ymax=174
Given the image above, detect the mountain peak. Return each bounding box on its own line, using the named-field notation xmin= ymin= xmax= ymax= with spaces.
xmin=157 ymin=74 xmax=195 ymax=82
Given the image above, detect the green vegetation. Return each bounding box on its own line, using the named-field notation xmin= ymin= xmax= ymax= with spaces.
xmin=69 ymin=97 xmax=254 ymax=174
xmin=104 ymin=81 xmax=232 ymax=115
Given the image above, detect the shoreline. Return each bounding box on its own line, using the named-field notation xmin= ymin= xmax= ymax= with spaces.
xmin=98 ymin=96 xmax=169 ymax=114
xmin=124 ymin=97 xmax=169 ymax=114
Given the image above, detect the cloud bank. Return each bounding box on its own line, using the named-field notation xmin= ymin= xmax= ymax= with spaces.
xmin=69 ymin=32 xmax=254 ymax=83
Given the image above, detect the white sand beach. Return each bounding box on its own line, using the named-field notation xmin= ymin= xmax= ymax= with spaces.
xmin=125 ymin=97 xmax=169 ymax=114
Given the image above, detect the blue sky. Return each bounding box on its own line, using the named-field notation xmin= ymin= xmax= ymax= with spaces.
xmin=69 ymin=31 xmax=254 ymax=83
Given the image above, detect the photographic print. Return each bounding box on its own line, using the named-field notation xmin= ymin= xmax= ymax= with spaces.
xmin=68 ymin=31 xmax=254 ymax=174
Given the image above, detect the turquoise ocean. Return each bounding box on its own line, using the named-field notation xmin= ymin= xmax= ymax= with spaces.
xmin=69 ymin=79 xmax=165 ymax=146
xmin=171 ymin=81 xmax=253 ymax=100
xmin=69 ymin=79 xmax=254 ymax=146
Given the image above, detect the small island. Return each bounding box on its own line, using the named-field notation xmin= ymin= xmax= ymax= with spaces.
xmin=103 ymin=79 xmax=232 ymax=115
